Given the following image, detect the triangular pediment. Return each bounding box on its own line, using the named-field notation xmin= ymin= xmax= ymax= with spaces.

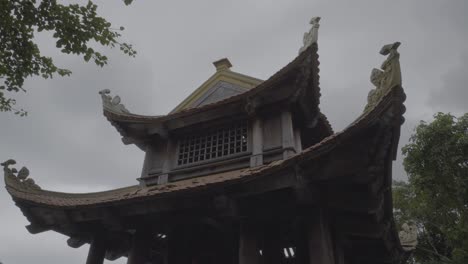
xmin=190 ymin=81 xmax=248 ymax=108
xmin=170 ymin=58 xmax=262 ymax=113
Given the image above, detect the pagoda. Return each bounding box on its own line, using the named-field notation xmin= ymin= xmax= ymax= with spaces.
xmin=4 ymin=18 xmax=413 ymax=264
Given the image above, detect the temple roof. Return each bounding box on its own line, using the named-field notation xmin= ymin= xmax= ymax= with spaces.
xmin=100 ymin=44 xmax=332 ymax=144
xmin=4 ymin=82 xmax=408 ymax=263
xmin=5 ymin=84 xmax=405 ymax=208
xmin=3 ymin=16 xmax=410 ymax=263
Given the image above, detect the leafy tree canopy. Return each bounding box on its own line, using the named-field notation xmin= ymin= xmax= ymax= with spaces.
xmin=0 ymin=0 xmax=135 ymax=116
xmin=394 ymin=112 xmax=468 ymax=264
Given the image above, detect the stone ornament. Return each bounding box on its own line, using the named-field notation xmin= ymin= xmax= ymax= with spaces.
xmin=366 ymin=42 xmax=402 ymax=111
xmin=299 ymin=17 xmax=321 ymax=54
xmin=99 ymin=89 xmax=130 ymax=114
xmin=399 ymin=222 xmax=418 ymax=251
xmin=2 ymin=159 xmax=41 ymax=190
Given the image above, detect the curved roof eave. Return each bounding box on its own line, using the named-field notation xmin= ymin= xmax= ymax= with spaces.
xmin=101 ymin=43 xmax=323 ymax=127
xmin=5 ymin=84 xmax=406 ymax=209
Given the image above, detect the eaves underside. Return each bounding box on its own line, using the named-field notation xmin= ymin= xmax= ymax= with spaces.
xmin=6 ymin=84 xmax=406 ymax=209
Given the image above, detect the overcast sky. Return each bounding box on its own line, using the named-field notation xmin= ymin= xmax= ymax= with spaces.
xmin=1 ymin=1 xmax=467 ymax=263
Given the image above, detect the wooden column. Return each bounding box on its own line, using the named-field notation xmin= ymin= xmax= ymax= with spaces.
xmin=140 ymin=144 xmax=152 ymax=181
xmin=159 ymin=138 xmax=174 ymax=184
xmin=86 ymin=233 xmax=106 ymax=264
xmin=168 ymin=229 xmax=189 ymax=264
xmin=294 ymin=128 xmax=302 ymax=153
xmin=334 ymin=241 xmax=345 ymax=264
xmin=262 ymin=228 xmax=282 ymax=264
xmin=281 ymin=111 xmax=296 ymax=159
xmin=294 ymin=222 xmax=310 ymax=264
xmin=333 ymin=232 xmax=346 ymax=264
xmin=250 ymin=118 xmax=263 ymax=167
xmin=127 ymin=228 xmax=151 ymax=264
xmin=239 ymin=222 xmax=259 ymax=264
xmin=307 ymin=210 xmax=335 ymax=264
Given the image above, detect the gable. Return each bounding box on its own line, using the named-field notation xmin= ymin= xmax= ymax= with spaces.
xmin=170 ymin=58 xmax=262 ymax=113
xmin=188 ymin=81 xmax=248 ymax=108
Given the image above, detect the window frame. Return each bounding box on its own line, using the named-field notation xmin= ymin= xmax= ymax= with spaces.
xmin=174 ymin=120 xmax=251 ymax=169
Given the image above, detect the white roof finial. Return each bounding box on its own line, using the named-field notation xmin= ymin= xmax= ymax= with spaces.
xmin=99 ymin=89 xmax=130 ymax=114
xmin=299 ymin=17 xmax=321 ymax=54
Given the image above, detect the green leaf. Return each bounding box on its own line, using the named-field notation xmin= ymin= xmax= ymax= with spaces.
xmin=394 ymin=112 xmax=468 ymax=263
xmin=0 ymin=0 xmax=137 ymax=115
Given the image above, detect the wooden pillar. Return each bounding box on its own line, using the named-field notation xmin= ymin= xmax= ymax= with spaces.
xmin=159 ymin=138 xmax=174 ymax=184
xmin=333 ymin=233 xmax=346 ymax=264
xmin=262 ymin=228 xmax=282 ymax=264
xmin=281 ymin=111 xmax=296 ymax=159
xmin=306 ymin=210 xmax=335 ymax=264
xmin=334 ymin=242 xmax=345 ymax=264
xmin=127 ymin=228 xmax=152 ymax=264
xmin=86 ymin=233 xmax=106 ymax=264
xmin=239 ymin=222 xmax=259 ymax=264
xmin=294 ymin=128 xmax=302 ymax=153
xmin=250 ymin=118 xmax=263 ymax=167
xmin=140 ymin=145 xmax=152 ymax=181
xmin=168 ymin=229 xmax=189 ymax=264
xmin=294 ymin=219 xmax=309 ymax=264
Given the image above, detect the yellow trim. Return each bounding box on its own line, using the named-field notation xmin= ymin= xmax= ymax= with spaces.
xmin=170 ymin=70 xmax=263 ymax=113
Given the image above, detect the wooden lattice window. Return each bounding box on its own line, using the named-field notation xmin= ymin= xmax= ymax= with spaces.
xmin=177 ymin=122 xmax=248 ymax=166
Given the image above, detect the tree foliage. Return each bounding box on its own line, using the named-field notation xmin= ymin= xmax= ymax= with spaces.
xmin=0 ymin=0 xmax=135 ymax=115
xmin=394 ymin=112 xmax=468 ymax=264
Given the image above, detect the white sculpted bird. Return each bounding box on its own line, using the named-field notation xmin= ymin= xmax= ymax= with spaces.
xmin=17 ymin=167 xmax=30 ymax=180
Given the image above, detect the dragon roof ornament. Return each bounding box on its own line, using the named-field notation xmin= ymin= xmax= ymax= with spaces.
xmin=365 ymin=42 xmax=402 ymax=111
xmin=99 ymin=89 xmax=130 ymax=114
xmin=299 ymin=17 xmax=321 ymax=54
xmin=399 ymin=222 xmax=418 ymax=251
xmin=2 ymin=159 xmax=41 ymax=190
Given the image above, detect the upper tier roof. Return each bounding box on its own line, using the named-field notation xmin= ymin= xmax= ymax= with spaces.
xmin=99 ymin=44 xmax=333 ymax=146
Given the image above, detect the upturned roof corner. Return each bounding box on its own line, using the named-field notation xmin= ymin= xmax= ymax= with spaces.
xmin=299 ymin=16 xmax=321 ymax=54
xmin=99 ymin=89 xmax=130 ymax=115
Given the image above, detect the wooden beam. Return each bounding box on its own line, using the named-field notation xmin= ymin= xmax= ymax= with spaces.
xmin=25 ymin=224 xmax=51 ymax=234
xmin=335 ymin=216 xmax=388 ymax=239
xmin=231 ymin=171 xmax=296 ymax=198
xmin=67 ymin=236 xmax=87 ymax=248
xmin=146 ymin=125 xmax=168 ymax=138
xmin=325 ymin=191 xmax=384 ymax=214
xmin=101 ymin=208 xmax=124 ymax=231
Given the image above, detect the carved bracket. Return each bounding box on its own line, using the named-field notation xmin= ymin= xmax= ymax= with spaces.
xmin=99 ymin=89 xmax=130 ymax=114
xmin=244 ymin=97 xmax=260 ymax=117
xmin=2 ymin=159 xmax=41 ymax=190
xmin=365 ymin=42 xmax=402 ymax=111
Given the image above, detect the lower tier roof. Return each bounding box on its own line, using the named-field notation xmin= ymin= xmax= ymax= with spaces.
xmin=5 ymin=85 xmax=405 ymax=208
xmin=4 ymin=85 xmax=408 ymax=264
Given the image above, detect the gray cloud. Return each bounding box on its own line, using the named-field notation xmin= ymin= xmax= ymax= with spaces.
xmin=1 ymin=1 xmax=467 ymax=263
xmin=428 ymin=52 xmax=468 ymax=113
